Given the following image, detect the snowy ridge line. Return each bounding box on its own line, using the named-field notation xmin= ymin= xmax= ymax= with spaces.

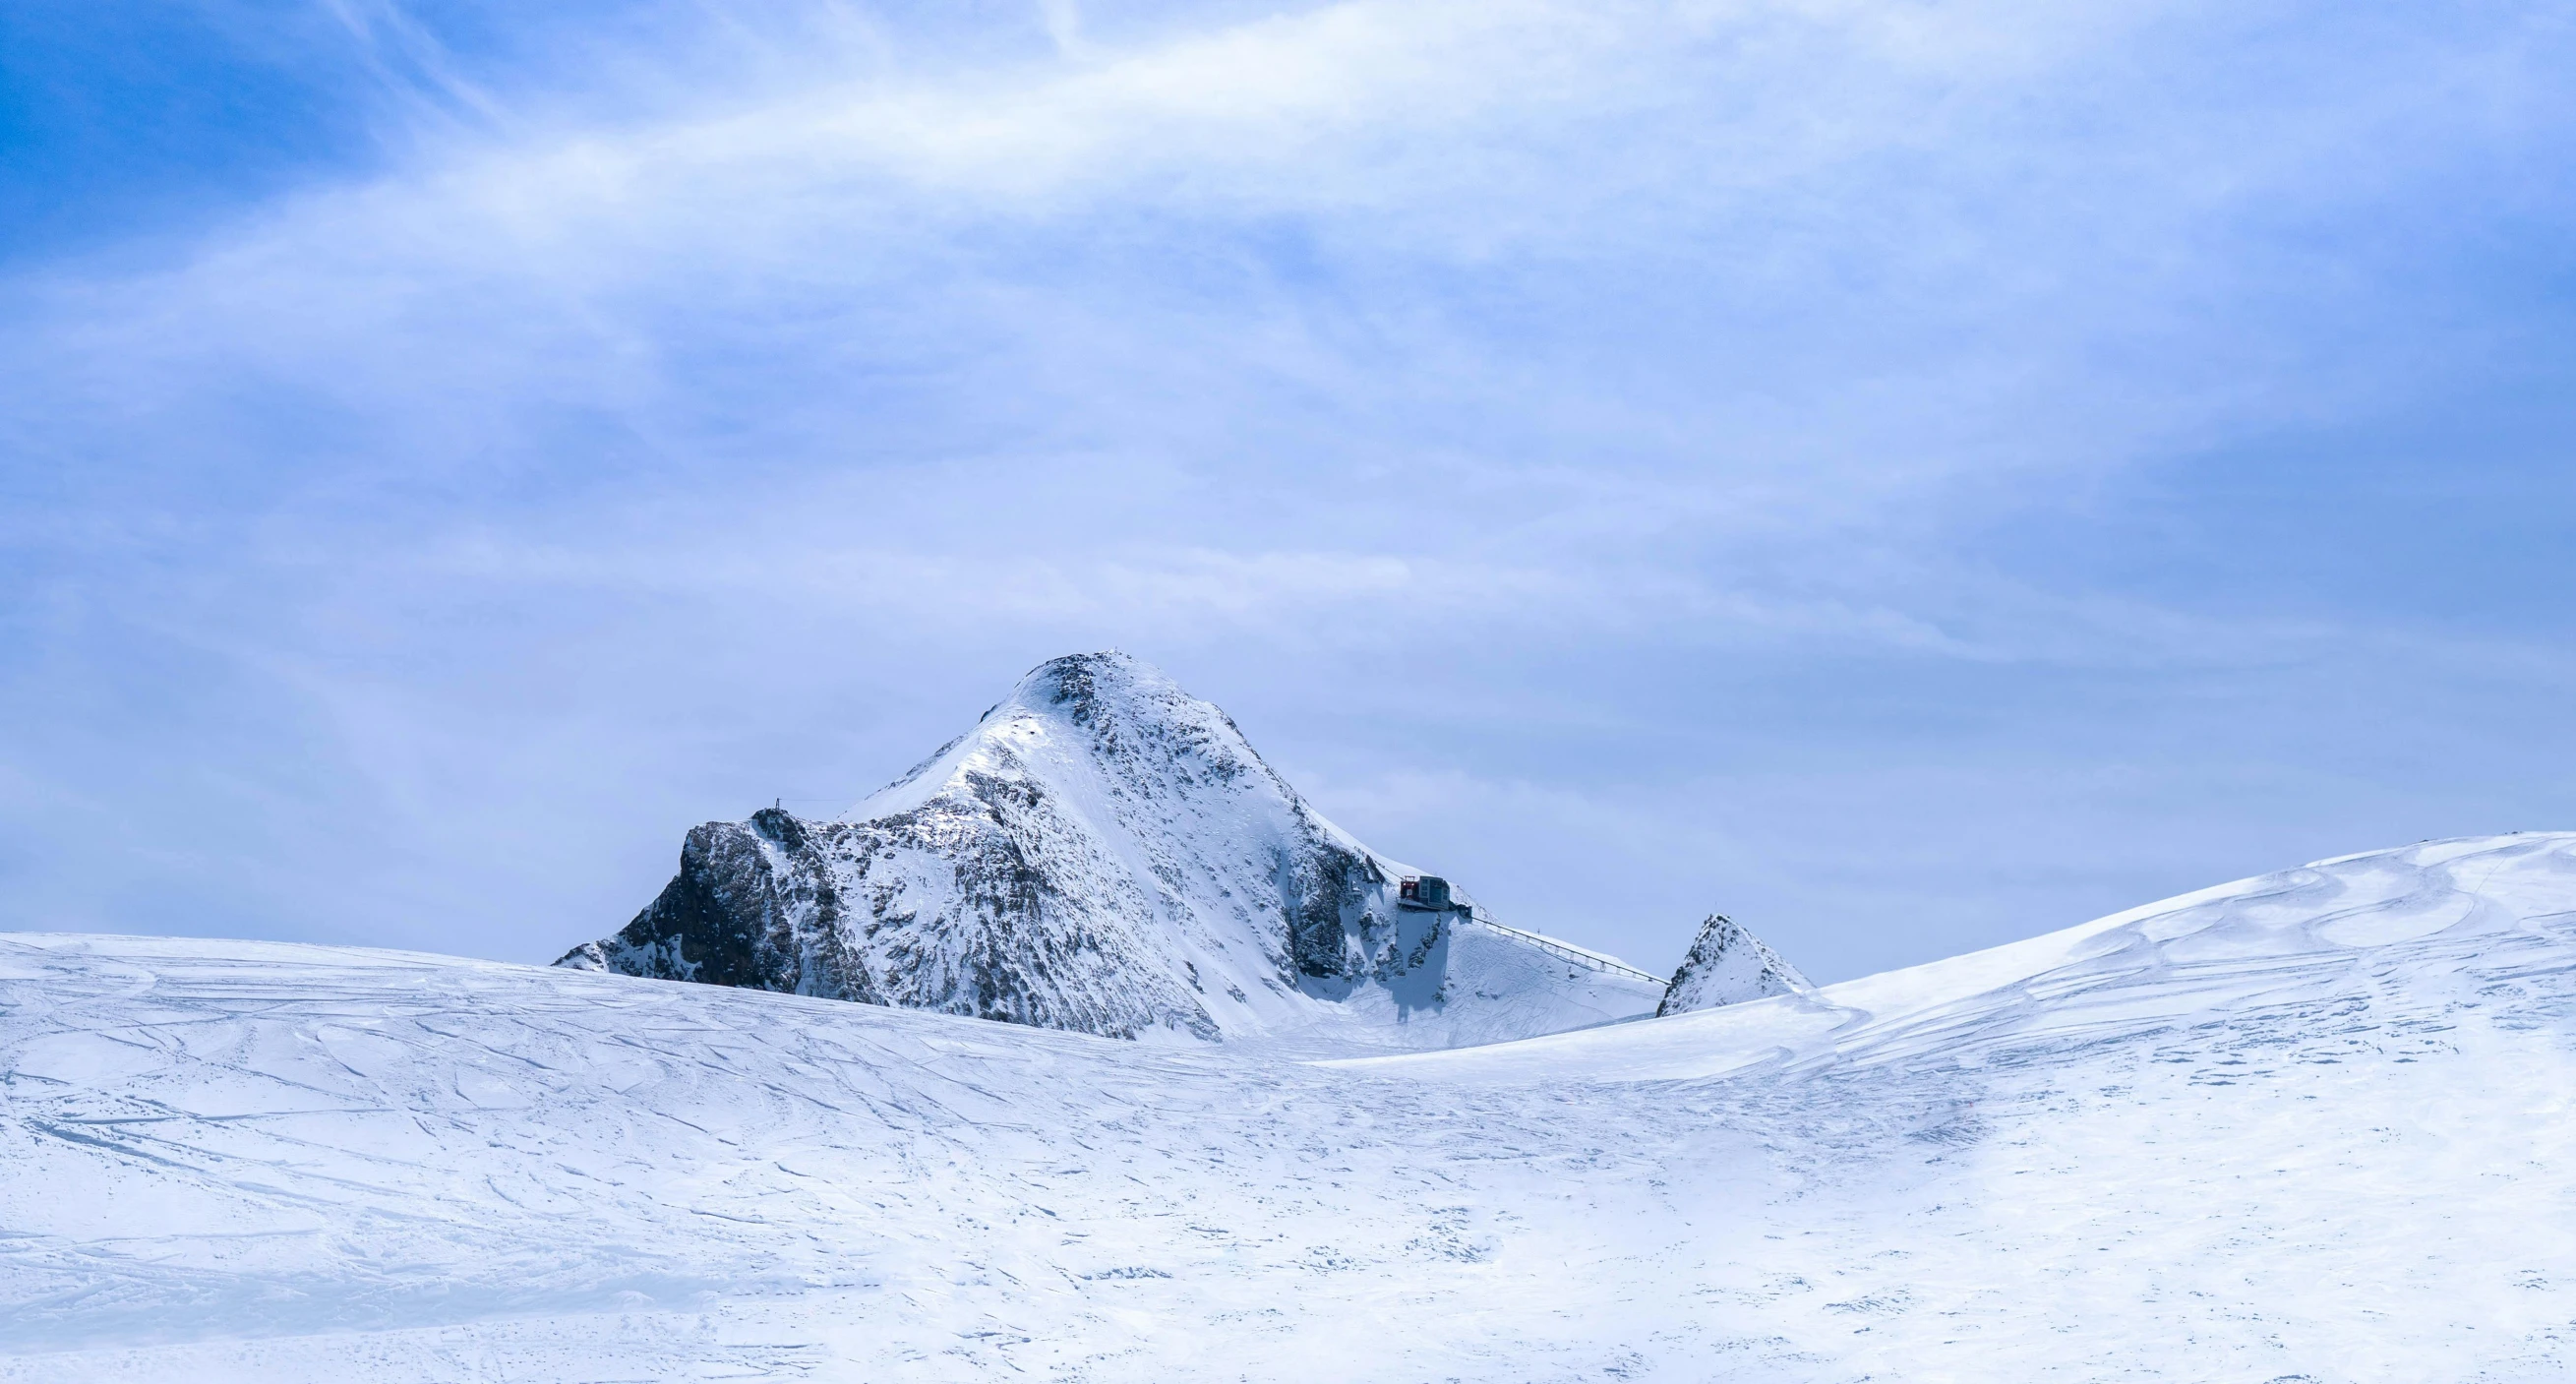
xmin=1457 ymin=907 xmax=1665 ymax=986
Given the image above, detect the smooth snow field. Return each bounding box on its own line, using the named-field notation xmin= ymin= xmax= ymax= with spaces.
xmin=6 ymin=834 xmax=2575 ymax=1382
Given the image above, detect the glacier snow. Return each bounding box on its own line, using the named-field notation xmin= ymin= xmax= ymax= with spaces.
xmin=5 ymin=833 xmax=2575 ymax=1381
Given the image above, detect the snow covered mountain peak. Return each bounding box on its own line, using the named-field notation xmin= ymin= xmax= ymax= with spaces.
xmin=559 ymin=652 xmax=1665 ymax=1049
xmin=840 ymin=650 xmax=1313 ymax=831
xmin=1657 ymin=913 xmax=1813 ymax=1015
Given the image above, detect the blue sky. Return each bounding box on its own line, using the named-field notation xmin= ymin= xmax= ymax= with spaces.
xmin=4 ymin=0 xmax=2574 ymax=983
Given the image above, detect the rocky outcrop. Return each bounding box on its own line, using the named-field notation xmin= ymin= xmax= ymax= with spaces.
xmin=1655 ymin=913 xmax=1812 ymax=1016
xmin=554 ymin=810 xmax=881 ymax=1001
xmin=559 ymin=652 xmax=1656 ymax=1044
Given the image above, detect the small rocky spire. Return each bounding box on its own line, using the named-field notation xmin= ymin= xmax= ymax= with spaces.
xmin=1657 ymin=913 xmax=1811 ymax=1016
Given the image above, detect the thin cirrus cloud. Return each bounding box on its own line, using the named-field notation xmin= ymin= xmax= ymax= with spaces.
xmin=2 ymin=0 xmax=2572 ymax=979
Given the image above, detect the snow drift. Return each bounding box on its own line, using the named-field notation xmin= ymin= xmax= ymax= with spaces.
xmin=557 ymin=651 xmax=1672 ymax=1047
xmin=7 ymin=833 xmax=2574 ymax=1382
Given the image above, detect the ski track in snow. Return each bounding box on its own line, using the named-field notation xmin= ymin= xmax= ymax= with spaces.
xmin=5 ymin=834 xmax=2575 ymax=1381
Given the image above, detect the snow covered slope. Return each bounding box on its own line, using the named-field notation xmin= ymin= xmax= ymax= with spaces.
xmin=1656 ymin=912 xmax=1812 ymax=1014
xmin=558 ymin=652 xmax=1666 ymax=1048
xmin=6 ymin=833 xmax=2575 ymax=1382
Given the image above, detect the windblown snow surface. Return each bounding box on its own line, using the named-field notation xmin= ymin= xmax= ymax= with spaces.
xmin=6 ymin=833 xmax=2576 ymax=1381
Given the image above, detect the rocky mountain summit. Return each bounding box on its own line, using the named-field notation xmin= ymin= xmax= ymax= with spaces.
xmin=1656 ymin=913 xmax=1814 ymax=1015
xmin=559 ymin=652 xmax=1686 ymax=1048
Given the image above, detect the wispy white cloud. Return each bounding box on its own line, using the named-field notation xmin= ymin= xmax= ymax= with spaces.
xmin=3 ymin=0 xmax=2571 ymax=972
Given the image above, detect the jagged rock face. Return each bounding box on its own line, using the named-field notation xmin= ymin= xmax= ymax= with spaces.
xmin=559 ymin=652 xmax=1641 ymax=1044
xmin=1656 ymin=914 xmax=1812 ymax=1016
xmin=556 ymin=812 xmax=883 ymax=1003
